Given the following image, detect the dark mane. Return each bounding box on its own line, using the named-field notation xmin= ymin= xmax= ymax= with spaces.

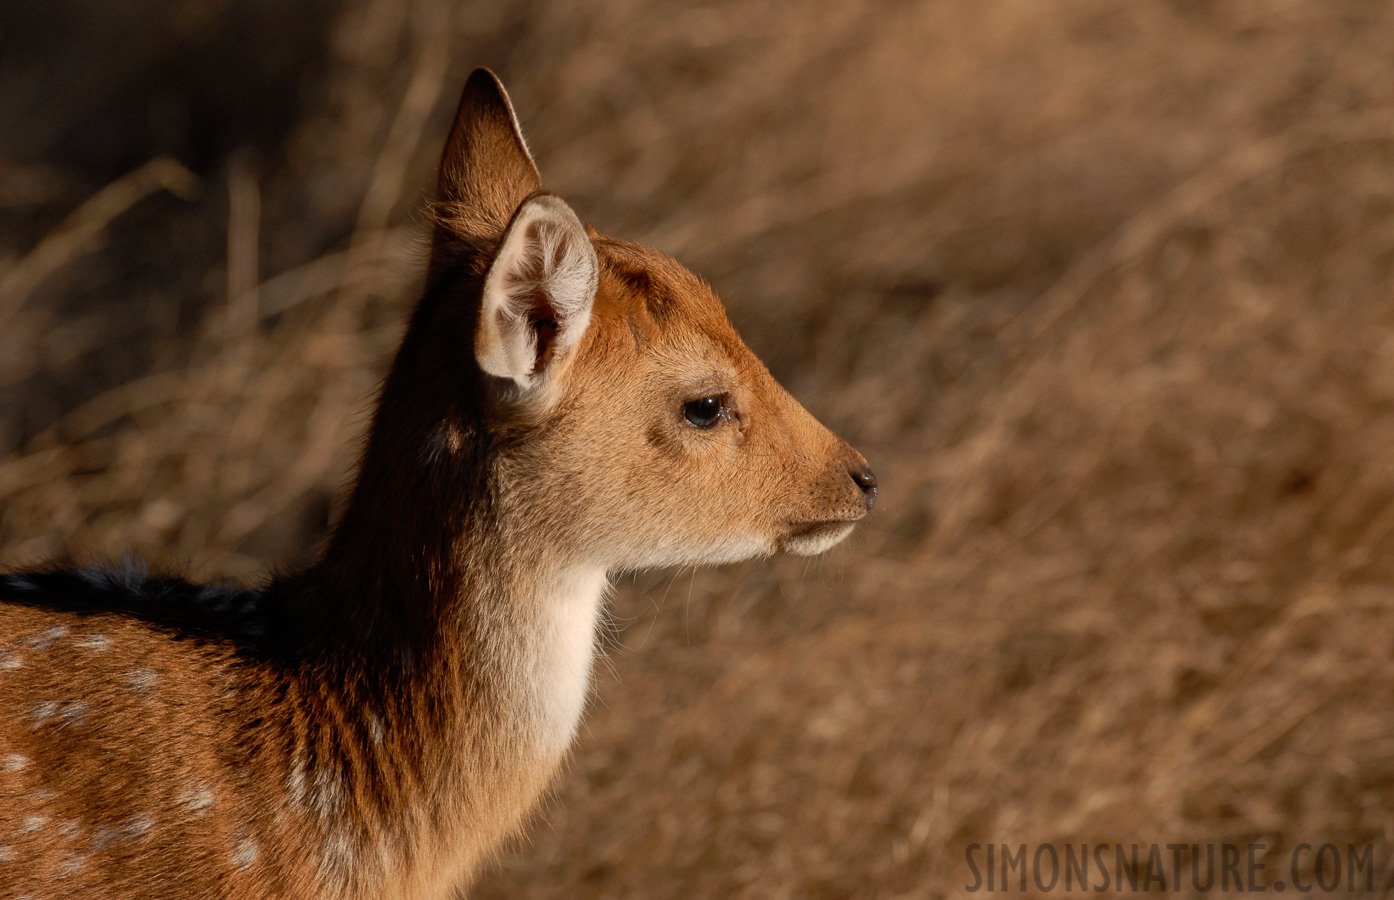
xmin=0 ymin=565 xmax=292 ymax=658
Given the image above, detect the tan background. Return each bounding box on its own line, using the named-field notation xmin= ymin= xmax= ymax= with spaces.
xmin=3 ymin=1 xmax=1394 ymax=896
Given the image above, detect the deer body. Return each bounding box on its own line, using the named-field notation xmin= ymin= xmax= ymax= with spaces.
xmin=0 ymin=70 xmax=875 ymax=899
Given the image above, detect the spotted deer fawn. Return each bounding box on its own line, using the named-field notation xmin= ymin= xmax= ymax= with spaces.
xmin=0 ymin=69 xmax=876 ymax=899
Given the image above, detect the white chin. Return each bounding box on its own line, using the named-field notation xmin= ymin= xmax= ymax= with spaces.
xmin=780 ymin=521 xmax=856 ymax=556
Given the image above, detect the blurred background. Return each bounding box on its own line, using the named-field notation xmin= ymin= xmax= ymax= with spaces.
xmin=3 ymin=1 xmax=1394 ymax=896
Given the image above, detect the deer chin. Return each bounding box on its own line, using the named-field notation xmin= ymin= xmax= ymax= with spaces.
xmin=779 ymin=519 xmax=859 ymax=556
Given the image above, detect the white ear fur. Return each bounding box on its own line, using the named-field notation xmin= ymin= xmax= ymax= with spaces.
xmin=476 ymin=194 xmax=598 ymax=391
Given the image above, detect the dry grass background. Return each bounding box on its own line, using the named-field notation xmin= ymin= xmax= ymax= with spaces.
xmin=4 ymin=1 xmax=1394 ymax=896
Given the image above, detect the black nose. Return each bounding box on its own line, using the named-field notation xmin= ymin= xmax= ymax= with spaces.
xmin=850 ymin=466 xmax=877 ymax=509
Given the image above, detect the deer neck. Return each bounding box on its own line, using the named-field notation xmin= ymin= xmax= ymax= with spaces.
xmin=277 ymin=353 xmax=608 ymax=887
xmin=303 ymin=414 xmax=608 ymax=742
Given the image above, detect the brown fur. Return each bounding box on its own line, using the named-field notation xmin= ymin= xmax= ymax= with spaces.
xmin=0 ymin=69 xmax=874 ymax=899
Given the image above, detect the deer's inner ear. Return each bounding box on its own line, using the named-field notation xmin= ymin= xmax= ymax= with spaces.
xmin=475 ymin=193 xmax=598 ymax=392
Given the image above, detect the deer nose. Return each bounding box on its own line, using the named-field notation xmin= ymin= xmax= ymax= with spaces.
xmin=850 ymin=465 xmax=877 ymax=510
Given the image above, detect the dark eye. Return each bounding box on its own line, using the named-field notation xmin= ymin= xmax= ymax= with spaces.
xmin=682 ymin=395 xmax=724 ymax=429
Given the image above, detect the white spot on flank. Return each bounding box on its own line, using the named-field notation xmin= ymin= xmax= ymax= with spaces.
xmin=0 ymin=844 xmax=13 ymax=863
xmin=1 ymin=753 xmax=28 ymax=772
xmin=90 ymin=826 xmax=118 ymax=850
xmin=0 ymin=649 xmax=22 ymax=671
xmin=127 ymin=669 xmax=157 ymax=691
xmin=231 ymin=837 xmax=260 ymax=870
xmin=18 ymin=815 xmax=47 ymax=834
xmin=58 ymin=853 xmax=86 ymax=876
xmin=184 ymin=785 xmax=215 ymax=814
xmin=75 ymin=634 xmax=110 ymax=652
xmin=30 ymin=701 xmax=58 ymax=726
xmin=26 ymin=626 xmax=69 ymax=650
xmin=32 ymin=700 xmax=86 ymax=729
xmin=122 ymin=814 xmax=153 ymax=840
xmin=57 ymin=820 xmax=82 ymax=839
xmin=59 ymin=701 xmax=88 ymax=726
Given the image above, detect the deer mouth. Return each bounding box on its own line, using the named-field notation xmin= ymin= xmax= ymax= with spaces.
xmin=779 ymin=519 xmax=859 ymax=556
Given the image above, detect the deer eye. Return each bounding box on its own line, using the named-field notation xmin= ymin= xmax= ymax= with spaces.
xmin=682 ymin=395 xmax=725 ymax=429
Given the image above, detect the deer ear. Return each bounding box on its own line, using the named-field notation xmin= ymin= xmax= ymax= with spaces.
xmin=437 ymin=68 xmax=542 ymax=239
xmin=476 ymin=193 xmax=598 ymax=392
